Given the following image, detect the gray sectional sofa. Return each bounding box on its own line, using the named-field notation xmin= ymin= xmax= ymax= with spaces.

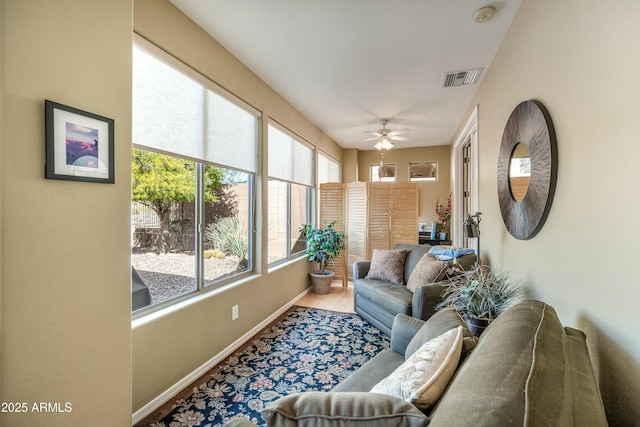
xmin=225 ymin=300 xmax=607 ymax=426
xmin=354 ymin=244 xmax=477 ymax=336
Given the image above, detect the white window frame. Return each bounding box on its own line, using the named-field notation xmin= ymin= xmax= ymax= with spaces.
xmin=132 ymin=36 xmax=259 ymax=317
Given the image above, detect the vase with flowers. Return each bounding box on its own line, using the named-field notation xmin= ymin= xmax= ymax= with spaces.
xmin=435 ymin=193 xmax=452 ymax=239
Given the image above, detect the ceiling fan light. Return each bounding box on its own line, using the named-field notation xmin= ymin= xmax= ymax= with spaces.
xmin=379 ymin=137 xmax=394 ymax=150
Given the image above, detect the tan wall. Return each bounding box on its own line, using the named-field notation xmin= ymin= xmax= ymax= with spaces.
xmin=0 ymin=0 xmax=4 ymax=410
xmin=356 ymin=146 xmax=452 ymax=227
xmin=342 ymin=149 xmax=359 ymax=183
xmin=1 ymin=1 xmax=133 ymax=426
xmin=453 ymin=0 xmax=640 ymax=424
xmin=132 ymin=0 xmax=343 ymax=413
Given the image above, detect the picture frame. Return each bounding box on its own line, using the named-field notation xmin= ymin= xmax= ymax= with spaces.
xmin=45 ymin=100 xmax=114 ymax=183
xmin=409 ymin=161 xmax=437 ymax=182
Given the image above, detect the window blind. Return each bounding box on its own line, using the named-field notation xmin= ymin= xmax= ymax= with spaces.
xmin=318 ymin=152 xmax=341 ymax=184
xmin=133 ymin=43 xmax=258 ymax=173
xmin=268 ymin=123 xmax=314 ymax=187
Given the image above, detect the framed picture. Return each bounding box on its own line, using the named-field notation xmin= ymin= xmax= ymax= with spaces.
xmin=409 ymin=161 xmax=437 ymax=182
xmin=45 ymin=100 xmax=114 ymax=183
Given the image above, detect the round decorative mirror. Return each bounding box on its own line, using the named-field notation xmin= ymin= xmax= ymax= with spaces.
xmin=497 ymin=100 xmax=557 ymax=240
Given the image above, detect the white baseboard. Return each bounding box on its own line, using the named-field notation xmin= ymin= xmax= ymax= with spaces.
xmin=132 ymin=287 xmax=311 ymax=425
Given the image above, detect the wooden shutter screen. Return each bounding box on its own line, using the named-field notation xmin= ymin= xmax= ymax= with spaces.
xmin=367 ymin=183 xmax=391 ymax=258
xmin=390 ymin=183 xmax=419 ymax=247
xmin=345 ymin=182 xmax=367 ymax=280
xmin=319 ymin=182 xmax=419 ymax=282
xmin=319 ymin=183 xmax=347 ymax=286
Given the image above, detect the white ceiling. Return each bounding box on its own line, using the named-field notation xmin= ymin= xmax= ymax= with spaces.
xmin=169 ymin=0 xmax=522 ymax=150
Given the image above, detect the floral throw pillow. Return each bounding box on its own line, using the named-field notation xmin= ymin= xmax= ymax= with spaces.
xmin=365 ymin=248 xmax=409 ymax=285
xmin=370 ymin=326 xmax=463 ymax=410
xmin=406 ymin=254 xmax=448 ymax=293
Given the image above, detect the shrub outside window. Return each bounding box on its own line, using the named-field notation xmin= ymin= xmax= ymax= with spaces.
xmin=132 ymin=150 xmax=254 ymax=310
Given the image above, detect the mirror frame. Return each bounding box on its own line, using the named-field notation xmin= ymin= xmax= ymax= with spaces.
xmin=497 ymin=100 xmax=557 ymax=240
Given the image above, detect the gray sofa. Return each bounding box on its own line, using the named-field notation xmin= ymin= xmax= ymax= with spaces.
xmin=225 ymin=300 xmax=607 ymax=426
xmin=354 ymin=244 xmax=477 ymax=336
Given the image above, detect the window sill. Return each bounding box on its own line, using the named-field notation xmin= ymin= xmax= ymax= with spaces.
xmin=132 ymin=272 xmax=261 ymax=329
xmin=267 ymin=254 xmax=306 ymax=273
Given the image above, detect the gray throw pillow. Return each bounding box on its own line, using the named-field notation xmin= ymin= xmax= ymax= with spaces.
xmin=262 ymin=391 xmax=428 ymax=427
xmin=406 ymin=254 xmax=448 ymax=292
xmin=365 ymin=248 xmax=408 ymax=285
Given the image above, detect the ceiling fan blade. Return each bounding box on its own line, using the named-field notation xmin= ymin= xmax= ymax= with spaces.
xmin=390 ymin=135 xmax=411 ymax=142
xmin=387 ymin=128 xmax=411 ymax=136
xmin=361 ymin=136 xmax=379 ymax=142
xmin=364 ymin=130 xmax=383 ymax=136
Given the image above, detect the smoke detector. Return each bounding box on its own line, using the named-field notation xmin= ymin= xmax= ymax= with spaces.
xmin=474 ymin=6 xmax=496 ymax=23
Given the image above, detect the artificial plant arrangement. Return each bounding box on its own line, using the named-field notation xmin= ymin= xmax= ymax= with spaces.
xmin=299 ymin=221 xmax=345 ymax=294
xmin=435 ymin=193 xmax=452 ymax=234
xmin=436 ymin=263 xmax=525 ymax=336
xmin=300 ymin=221 xmax=345 ymax=274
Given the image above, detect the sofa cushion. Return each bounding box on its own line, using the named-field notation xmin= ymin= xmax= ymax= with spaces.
xmin=332 ymin=350 xmax=404 ymax=392
xmin=223 ymin=419 xmax=258 ymax=427
xmin=394 ymin=244 xmax=432 ymax=281
xmin=406 ymin=307 xmax=477 ymax=360
xmin=355 ymin=279 xmax=413 ymax=316
xmin=427 ymin=300 xmax=607 ymax=427
xmin=262 ymin=391 xmax=428 ymax=427
xmin=406 ymin=254 xmax=448 ymax=292
xmin=371 ymin=326 xmax=463 ymax=410
xmin=365 ymin=248 xmax=408 ymax=285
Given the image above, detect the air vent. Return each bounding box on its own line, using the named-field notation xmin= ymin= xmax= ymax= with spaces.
xmin=442 ymin=68 xmax=483 ymax=87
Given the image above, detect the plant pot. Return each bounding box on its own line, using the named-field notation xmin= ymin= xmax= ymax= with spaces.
xmin=466 ymin=316 xmax=491 ymax=337
xmin=309 ymin=270 xmax=335 ymax=294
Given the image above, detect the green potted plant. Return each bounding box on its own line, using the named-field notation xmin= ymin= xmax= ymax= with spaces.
xmin=299 ymin=221 xmax=345 ymax=294
xmin=436 ymin=264 xmax=525 ymax=336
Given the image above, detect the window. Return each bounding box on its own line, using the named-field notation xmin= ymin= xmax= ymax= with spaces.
xmin=267 ymin=179 xmax=287 ymax=263
xmin=290 ymin=183 xmax=310 ymax=254
xmin=409 ymin=161 xmax=438 ymax=182
xmin=132 ymin=150 xmax=197 ymax=306
xmin=132 ymin=38 xmax=258 ymax=313
xmin=267 ymin=123 xmax=313 ymax=265
xmin=371 ymin=163 xmax=397 ymax=182
xmin=203 ymin=167 xmax=253 ymax=285
xmin=317 ymin=152 xmax=341 ymax=184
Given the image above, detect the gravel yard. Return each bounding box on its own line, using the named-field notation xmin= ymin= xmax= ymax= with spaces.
xmin=132 ymin=250 xmax=246 ymax=304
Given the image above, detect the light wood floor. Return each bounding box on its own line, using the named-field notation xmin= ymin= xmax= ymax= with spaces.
xmin=296 ymin=281 xmax=355 ymax=313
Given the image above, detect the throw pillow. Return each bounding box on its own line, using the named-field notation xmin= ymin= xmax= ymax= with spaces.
xmin=406 ymin=307 xmax=477 ymax=360
xmin=406 ymin=254 xmax=448 ymax=292
xmin=262 ymin=391 xmax=428 ymax=427
xmin=370 ymin=326 xmax=463 ymax=410
xmin=365 ymin=248 xmax=408 ymax=285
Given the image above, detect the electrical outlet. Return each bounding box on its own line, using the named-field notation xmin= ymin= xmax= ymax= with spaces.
xmin=232 ymin=305 xmax=239 ymax=321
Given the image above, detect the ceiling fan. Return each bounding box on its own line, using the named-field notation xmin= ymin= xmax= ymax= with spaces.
xmin=362 ymin=119 xmax=410 ymax=150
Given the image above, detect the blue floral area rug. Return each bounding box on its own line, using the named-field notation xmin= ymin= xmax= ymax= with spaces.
xmin=143 ymin=306 xmax=389 ymax=427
